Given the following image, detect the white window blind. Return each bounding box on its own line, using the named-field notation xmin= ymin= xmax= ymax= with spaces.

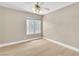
xmin=26 ymin=19 xmax=41 ymax=35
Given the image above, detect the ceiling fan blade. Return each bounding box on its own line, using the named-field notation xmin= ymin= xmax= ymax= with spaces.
xmin=41 ymin=7 xmax=50 ymax=10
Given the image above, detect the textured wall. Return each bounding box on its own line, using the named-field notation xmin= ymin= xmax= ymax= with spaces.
xmin=43 ymin=3 xmax=79 ymax=48
xmin=0 ymin=6 xmax=42 ymax=44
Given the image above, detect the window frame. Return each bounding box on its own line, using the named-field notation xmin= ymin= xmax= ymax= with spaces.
xmin=26 ymin=17 xmax=41 ymax=35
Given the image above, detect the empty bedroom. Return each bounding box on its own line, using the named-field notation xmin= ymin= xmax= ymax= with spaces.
xmin=0 ymin=2 xmax=79 ymax=56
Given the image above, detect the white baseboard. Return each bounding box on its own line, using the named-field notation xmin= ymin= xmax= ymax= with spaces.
xmin=0 ymin=37 xmax=41 ymax=48
xmin=43 ymin=37 xmax=79 ymax=52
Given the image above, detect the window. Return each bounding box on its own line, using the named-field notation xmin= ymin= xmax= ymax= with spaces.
xmin=26 ymin=18 xmax=41 ymax=35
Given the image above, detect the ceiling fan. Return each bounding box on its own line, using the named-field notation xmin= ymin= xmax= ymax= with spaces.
xmin=32 ymin=2 xmax=50 ymax=14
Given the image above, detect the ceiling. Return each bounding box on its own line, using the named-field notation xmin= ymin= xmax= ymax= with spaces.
xmin=0 ymin=2 xmax=75 ymax=15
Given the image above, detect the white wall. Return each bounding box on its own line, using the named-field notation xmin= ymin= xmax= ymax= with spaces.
xmin=0 ymin=6 xmax=42 ymax=44
xmin=43 ymin=3 xmax=79 ymax=49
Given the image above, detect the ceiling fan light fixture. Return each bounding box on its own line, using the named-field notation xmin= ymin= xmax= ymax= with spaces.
xmin=32 ymin=2 xmax=41 ymax=14
xmin=33 ymin=7 xmax=40 ymax=14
